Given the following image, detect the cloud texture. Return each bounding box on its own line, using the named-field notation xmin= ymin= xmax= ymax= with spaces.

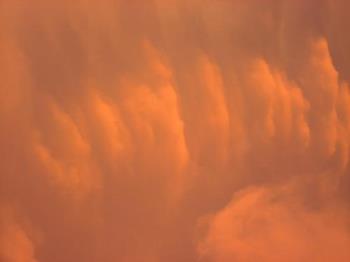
xmin=1 ymin=1 xmax=350 ymax=261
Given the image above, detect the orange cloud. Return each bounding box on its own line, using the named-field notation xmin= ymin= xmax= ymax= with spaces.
xmin=1 ymin=1 xmax=350 ymax=262
xmin=0 ymin=208 xmax=38 ymax=262
xmin=198 ymin=185 xmax=350 ymax=262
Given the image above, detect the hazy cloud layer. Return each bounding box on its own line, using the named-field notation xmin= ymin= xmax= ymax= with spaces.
xmin=1 ymin=1 xmax=350 ymax=261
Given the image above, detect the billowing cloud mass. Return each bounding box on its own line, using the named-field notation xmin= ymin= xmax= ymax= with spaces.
xmin=1 ymin=1 xmax=350 ymax=261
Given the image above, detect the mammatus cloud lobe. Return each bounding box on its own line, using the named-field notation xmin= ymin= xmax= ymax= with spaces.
xmin=0 ymin=1 xmax=350 ymax=261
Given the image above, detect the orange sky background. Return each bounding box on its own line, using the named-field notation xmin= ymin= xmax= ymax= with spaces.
xmin=1 ymin=1 xmax=350 ymax=261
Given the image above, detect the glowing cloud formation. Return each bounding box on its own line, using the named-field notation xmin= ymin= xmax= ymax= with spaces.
xmin=1 ymin=1 xmax=350 ymax=261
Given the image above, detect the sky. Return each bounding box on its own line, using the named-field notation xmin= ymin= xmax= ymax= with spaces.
xmin=0 ymin=1 xmax=350 ymax=261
